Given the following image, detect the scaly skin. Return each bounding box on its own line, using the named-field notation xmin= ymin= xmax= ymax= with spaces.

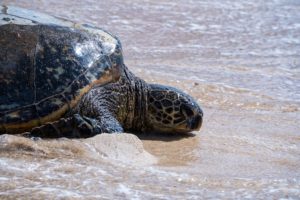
xmin=75 ymin=65 xmax=149 ymax=133
xmin=27 ymin=65 xmax=203 ymax=138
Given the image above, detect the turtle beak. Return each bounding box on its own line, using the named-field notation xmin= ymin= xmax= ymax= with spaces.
xmin=188 ymin=113 xmax=203 ymax=131
xmin=179 ymin=103 xmax=203 ymax=132
xmin=174 ymin=111 xmax=203 ymax=133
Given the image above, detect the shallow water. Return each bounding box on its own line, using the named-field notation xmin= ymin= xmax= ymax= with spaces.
xmin=0 ymin=0 xmax=300 ymax=199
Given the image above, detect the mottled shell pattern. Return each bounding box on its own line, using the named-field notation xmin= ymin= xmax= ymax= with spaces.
xmin=0 ymin=5 xmax=123 ymax=133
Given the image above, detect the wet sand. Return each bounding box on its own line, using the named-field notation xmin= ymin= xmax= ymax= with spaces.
xmin=0 ymin=0 xmax=300 ymax=199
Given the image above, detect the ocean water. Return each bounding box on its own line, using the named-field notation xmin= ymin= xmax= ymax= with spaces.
xmin=0 ymin=0 xmax=299 ymax=199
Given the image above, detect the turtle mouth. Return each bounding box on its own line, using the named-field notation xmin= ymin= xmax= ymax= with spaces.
xmin=188 ymin=114 xmax=203 ymax=130
xmin=173 ymin=114 xmax=203 ymax=133
xmin=150 ymin=114 xmax=203 ymax=134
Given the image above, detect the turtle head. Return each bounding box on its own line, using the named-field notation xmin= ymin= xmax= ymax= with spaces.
xmin=146 ymin=84 xmax=203 ymax=133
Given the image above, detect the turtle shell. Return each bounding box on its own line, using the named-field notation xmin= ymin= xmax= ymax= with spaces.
xmin=0 ymin=5 xmax=123 ymax=133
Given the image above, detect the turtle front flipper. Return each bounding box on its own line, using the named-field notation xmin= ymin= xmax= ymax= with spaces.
xmin=95 ymin=114 xmax=124 ymax=133
xmin=23 ymin=114 xmax=102 ymax=138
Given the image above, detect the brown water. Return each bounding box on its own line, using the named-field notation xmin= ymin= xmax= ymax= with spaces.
xmin=0 ymin=0 xmax=300 ymax=199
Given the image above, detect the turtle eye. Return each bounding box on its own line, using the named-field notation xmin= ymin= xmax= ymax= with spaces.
xmin=181 ymin=104 xmax=194 ymax=117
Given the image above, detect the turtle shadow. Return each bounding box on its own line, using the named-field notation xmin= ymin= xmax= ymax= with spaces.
xmin=135 ymin=132 xmax=196 ymax=142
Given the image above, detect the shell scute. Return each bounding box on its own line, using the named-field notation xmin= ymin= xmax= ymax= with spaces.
xmin=0 ymin=6 xmax=123 ymax=133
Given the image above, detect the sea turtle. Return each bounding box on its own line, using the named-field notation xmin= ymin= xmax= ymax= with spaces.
xmin=0 ymin=6 xmax=203 ymax=138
